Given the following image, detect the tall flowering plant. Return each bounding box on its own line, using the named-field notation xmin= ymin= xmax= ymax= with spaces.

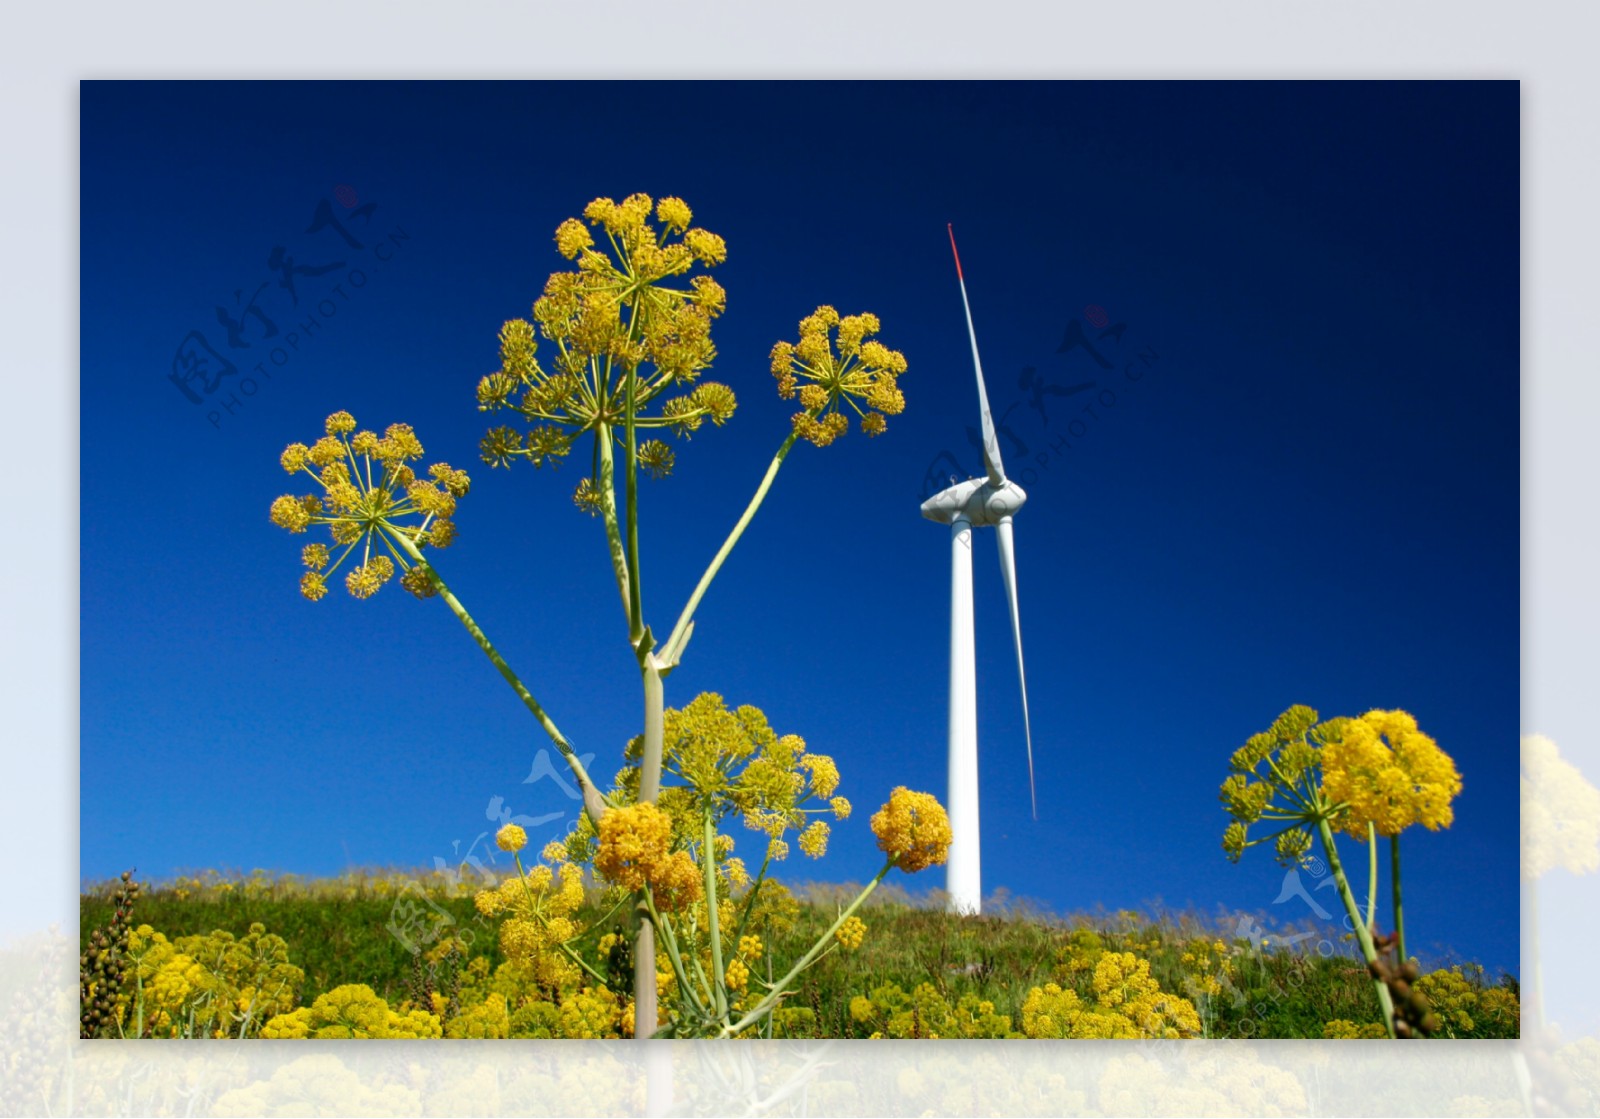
xmin=268 ymin=194 xmax=944 ymax=1037
xmin=1219 ymin=704 xmax=1462 ymax=1038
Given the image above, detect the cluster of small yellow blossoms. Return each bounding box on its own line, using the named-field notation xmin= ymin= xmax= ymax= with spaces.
xmin=1320 ymin=709 xmax=1463 ymax=838
xmin=592 ymin=802 xmax=702 ymax=911
xmin=118 ymin=923 xmax=303 ymax=1038
xmin=1176 ymin=938 xmax=1235 ymax=999
xmin=1412 ymin=966 xmax=1520 ymax=1037
xmin=495 ymin=823 xmax=528 ymax=853
xmin=616 ymin=694 xmax=853 ymax=868
xmin=270 ymin=411 xmax=467 ymax=601
xmin=260 ymin=983 xmax=441 ymax=1039
xmin=1322 ymin=1018 xmax=1389 ymax=1039
xmin=474 ymin=844 xmax=591 ymax=993
xmin=1219 ymin=705 xmax=1328 ymax=865
xmin=869 ymin=787 xmax=953 ymax=873
xmin=848 ymin=981 xmax=1015 ymax=1039
xmin=476 ymin=194 xmax=737 ymax=510
xmin=1020 ymin=952 xmax=1202 ymax=1039
xmin=834 ymin=915 xmax=867 ymax=951
xmin=771 ymin=306 xmax=908 ymax=447
xmin=1221 ymin=704 xmax=1462 ymax=862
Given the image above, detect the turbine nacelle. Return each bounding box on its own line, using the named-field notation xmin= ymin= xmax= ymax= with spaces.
xmin=920 ymin=476 xmax=1028 ymax=529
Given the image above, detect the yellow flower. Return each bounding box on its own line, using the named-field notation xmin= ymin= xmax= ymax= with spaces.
xmin=724 ymin=958 xmax=749 ymax=992
xmin=554 ymin=218 xmax=593 ymax=259
xmin=594 ymin=803 xmax=675 ymax=892
xmin=772 ymin=307 xmax=907 ymax=446
xmin=1321 ymin=709 xmax=1461 ymax=838
xmin=835 ymin=916 xmax=867 ymax=950
xmin=649 ymin=849 xmax=704 ymax=912
xmin=830 ymin=796 xmax=852 ymax=820
xmin=655 ymin=197 xmax=692 ymax=232
xmin=482 ymin=195 xmax=734 ymax=506
xmin=496 ymin=823 xmax=528 ymax=853
xmin=269 ymin=411 xmax=465 ymax=600
xmin=798 ymin=819 xmax=830 ymax=858
xmin=870 ymin=787 xmax=952 ymax=873
xmin=800 ymin=754 xmax=840 ymax=799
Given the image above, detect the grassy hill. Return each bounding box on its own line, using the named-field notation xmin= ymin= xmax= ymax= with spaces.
xmin=79 ymin=869 xmax=1517 ymax=1040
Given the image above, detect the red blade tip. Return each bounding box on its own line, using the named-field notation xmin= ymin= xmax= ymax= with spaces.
xmin=947 ymin=224 xmax=964 ymax=280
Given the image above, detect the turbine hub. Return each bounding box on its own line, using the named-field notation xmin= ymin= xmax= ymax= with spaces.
xmin=921 ymin=477 xmax=1028 ymax=528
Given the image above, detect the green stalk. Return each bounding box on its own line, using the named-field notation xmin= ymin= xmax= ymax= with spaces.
xmin=703 ymin=809 xmax=728 ymax=1018
xmin=594 ymin=422 xmax=633 ymax=629
xmin=662 ymin=429 xmax=801 ymax=664
xmin=1315 ymin=817 xmax=1397 ymax=1037
xmin=642 ymin=887 xmax=709 ymax=1023
xmin=623 ymin=364 xmax=644 ymax=646
xmin=721 ymin=861 xmax=891 ymax=1037
xmin=631 ymin=660 xmax=666 ymax=1038
xmin=1391 ymin=834 xmax=1407 ymax=964
xmin=1365 ymin=822 xmax=1378 ymax=933
xmin=391 ymin=533 xmax=608 ymax=825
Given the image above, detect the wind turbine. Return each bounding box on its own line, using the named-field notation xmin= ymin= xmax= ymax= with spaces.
xmin=920 ymin=225 xmax=1036 ymax=917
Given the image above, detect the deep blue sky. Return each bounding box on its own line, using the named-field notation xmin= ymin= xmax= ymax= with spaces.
xmin=81 ymin=81 xmax=1519 ymax=976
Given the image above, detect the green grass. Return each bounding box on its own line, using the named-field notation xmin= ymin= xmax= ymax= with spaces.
xmin=80 ymin=873 xmax=1517 ymax=1039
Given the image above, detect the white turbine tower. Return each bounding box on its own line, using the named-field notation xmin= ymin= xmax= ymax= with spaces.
xmin=921 ymin=225 xmax=1036 ymax=916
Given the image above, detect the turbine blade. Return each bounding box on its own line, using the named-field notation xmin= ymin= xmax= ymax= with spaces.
xmin=995 ymin=516 xmax=1037 ymax=819
xmin=948 ymin=225 xmax=1006 ymax=487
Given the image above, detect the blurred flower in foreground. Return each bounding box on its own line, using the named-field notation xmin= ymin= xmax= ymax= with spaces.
xmin=1320 ymin=709 xmax=1462 ymax=838
xmin=1523 ymin=733 xmax=1600 ymax=879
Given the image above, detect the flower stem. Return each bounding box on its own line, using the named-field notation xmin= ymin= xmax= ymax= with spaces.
xmin=661 ymin=430 xmax=800 ymax=666
xmin=1365 ymin=822 xmax=1378 ymax=933
xmin=391 ymin=533 xmax=608 ymax=824
xmin=595 ymin=422 xmax=633 ymax=630
xmin=1315 ymin=817 xmax=1396 ymax=1037
xmin=1390 ymin=833 xmax=1407 ymax=964
xmin=722 ymin=861 xmax=891 ymax=1037
xmin=703 ymin=809 xmax=728 ymax=1018
xmin=623 ymin=368 xmax=644 ymax=646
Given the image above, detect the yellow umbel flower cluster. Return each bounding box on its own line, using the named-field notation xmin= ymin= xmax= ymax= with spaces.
xmin=270 ymin=411 xmax=466 ymax=601
xmin=848 ymin=981 xmax=1016 ymax=1039
xmin=119 ymin=923 xmax=303 ymax=1038
xmin=1176 ymin=938 xmax=1235 ymax=999
xmin=1412 ymin=966 xmax=1520 ymax=1037
xmin=1320 ymin=709 xmax=1462 ymax=838
xmin=477 ymin=194 xmax=737 ymax=503
xmin=1020 ymin=953 xmax=1202 ymax=1040
xmin=593 ymin=802 xmax=702 ymax=911
xmin=615 ymin=693 xmax=852 ymax=869
xmin=474 ymin=849 xmax=590 ymax=993
xmin=834 ymin=915 xmax=867 ymax=951
xmin=259 ymin=983 xmax=441 ymax=1039
xmin=771 ymin=306 xmax=908 ymax=446
xmin=870 ymin=787 xmax=952 ymax=873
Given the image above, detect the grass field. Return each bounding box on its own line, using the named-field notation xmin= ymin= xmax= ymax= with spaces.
xmin=79 ymin=869 xmax=1518 ymax=1040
